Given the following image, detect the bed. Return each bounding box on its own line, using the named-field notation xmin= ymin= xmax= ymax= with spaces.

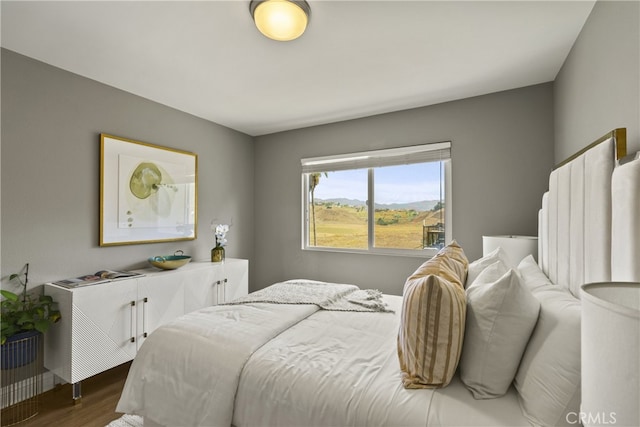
xmin=116 ymin=128 xmax=637 ymax=427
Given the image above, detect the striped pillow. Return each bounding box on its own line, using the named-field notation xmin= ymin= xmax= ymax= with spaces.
xmin=398 ymin=241 xmax=468 ymax=388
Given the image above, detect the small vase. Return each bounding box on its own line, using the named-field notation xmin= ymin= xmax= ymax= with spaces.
xmin=211 ymin=246 xmax=225 ymax=263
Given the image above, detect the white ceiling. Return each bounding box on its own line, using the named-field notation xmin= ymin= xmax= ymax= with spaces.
xmin=1 ymin=1 xmax=596 ymax=136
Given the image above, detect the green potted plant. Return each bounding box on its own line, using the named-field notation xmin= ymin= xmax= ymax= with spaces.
xmin=1 ymin=263 xmax=61 ymax=369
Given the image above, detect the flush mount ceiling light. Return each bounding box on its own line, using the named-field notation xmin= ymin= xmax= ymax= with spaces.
xmin=250 ymin=0 xmax=310 ymax=42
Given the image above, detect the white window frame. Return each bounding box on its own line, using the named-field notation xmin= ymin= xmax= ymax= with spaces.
xmin=301 ymin=142 xmax=452 ymax=257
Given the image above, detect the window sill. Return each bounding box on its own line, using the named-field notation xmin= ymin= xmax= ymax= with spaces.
xmin=302 ymin=246 xmax=439 ymax=258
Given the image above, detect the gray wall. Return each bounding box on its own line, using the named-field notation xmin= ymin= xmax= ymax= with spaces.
xmin=1 ymin=49 xmax=254 ymax=289
xmin=253 ymin=84 xmax=554 ymax=295
xmin=554 ymin=0 xmax=640 ymax=162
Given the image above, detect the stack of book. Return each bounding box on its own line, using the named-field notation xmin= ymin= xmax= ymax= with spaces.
xmin=52 ymin=270 xmax=144 ymax=289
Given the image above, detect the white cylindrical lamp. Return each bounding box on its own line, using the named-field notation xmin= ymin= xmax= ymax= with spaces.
xmin=581 ymin=282 xmax=640 ymax=427
xmin=482 ymin=235 xmax=538 ymax=268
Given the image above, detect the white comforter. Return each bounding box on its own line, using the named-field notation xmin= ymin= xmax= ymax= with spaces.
xmin=117 ymin=302 xmax=318 ymax=426
xmin=118 ymin=294 xmax=529 ymax=427
xmin=233 ymin=295 xmax=528 ymax=427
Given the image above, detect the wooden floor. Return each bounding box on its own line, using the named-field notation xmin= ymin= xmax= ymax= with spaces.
xmin=2 ymin=362 xmax=131 ymax=427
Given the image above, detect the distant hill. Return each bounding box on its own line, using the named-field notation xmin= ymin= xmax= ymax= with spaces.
xmin=315 ymin=198 xmax=441 ymax=211
xmin=379 ymin=200 xmax=440 ymax=211
xmin=316 ymin=198 xmax=366 ymax=207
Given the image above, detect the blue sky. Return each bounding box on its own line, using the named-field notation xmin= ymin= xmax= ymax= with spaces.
xmin=313 ymin=162 xmax=444 ymax=204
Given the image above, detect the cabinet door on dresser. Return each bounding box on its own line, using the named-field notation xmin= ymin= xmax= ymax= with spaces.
xmin=221 ymin=259 xmax=249 ymax=302
xmin=45 ymin=279 xmax=139 ymax=385
xmin=136 ymin=273 xmax=186 ymax=347
xmin=183 ymin=263 xmax=223 ymax=313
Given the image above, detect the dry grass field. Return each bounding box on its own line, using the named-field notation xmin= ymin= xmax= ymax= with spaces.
xmin=309 ymin=204 xmax=444 ymax=249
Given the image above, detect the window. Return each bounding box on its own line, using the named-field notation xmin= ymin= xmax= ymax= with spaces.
xmin=302 ymin=142 xmax=451 ymax=256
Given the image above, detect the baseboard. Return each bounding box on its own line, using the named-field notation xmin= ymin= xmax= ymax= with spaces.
xmin=43 ymin=370 xmax=56 ymax=392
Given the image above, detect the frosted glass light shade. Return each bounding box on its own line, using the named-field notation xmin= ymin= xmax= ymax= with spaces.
xmin=251 ymin=0 xmax=309 ymax=41
xmin=482 ymin=235 xmax=538 ymax=268
xmin=581 ymin=282 xmax=640 ymax=427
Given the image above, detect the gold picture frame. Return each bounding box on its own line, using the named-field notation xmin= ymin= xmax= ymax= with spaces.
xmin=100 ymin=134 xmax=198 ymax=246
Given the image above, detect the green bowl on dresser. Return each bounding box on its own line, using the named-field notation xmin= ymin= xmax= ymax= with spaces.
xmin=148 ymin=254 xmax=191 ymax=270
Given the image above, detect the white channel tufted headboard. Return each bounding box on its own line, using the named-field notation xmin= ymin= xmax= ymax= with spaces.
xmin=538 ymin=128 xmax=638 ymax=298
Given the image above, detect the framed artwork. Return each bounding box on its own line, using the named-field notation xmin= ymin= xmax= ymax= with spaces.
xmin=100 ymin=134 xmax=198 ymax=246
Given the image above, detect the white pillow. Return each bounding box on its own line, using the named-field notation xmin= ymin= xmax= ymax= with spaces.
xmin=514 ymin=264 xmax=581 ymax=426
xmin=466 ymin=246 xmax=509 ymax=288
xmin=459 ymin=261 xmax=540 ymax=399
xmin=517 ymin=254 xmax=554 ymax=291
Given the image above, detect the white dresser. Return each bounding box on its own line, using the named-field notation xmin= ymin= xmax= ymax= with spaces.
xmin=43 ymin=259 xmax=248 ymax=401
